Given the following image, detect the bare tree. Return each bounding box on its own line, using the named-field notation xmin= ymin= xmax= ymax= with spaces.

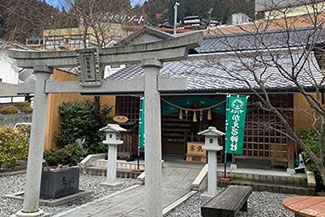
xmin=55 ymin=0 xmax=144 ymax=125
xmin=60 ymin=0 xmax=133 ymax=48
xmin=2 ymin=0 xmax=144 ymax=127
xmin=202 ymin=0 xmax=325 ymax=184
xmin=0 ymin=0 xmax=71 ymax=42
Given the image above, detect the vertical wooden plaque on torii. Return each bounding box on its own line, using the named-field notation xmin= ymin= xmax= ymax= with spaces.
xmin=77 ymin=49 xmax=101 ymax=87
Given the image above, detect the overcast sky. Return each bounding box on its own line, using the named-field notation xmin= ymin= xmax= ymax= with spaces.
xmin=46 ymin=0 xmax=147 ymax=9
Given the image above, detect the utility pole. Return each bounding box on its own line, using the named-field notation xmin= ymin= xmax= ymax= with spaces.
xmin=207 ymin=8 xmax=213 ymax=27
xmin=174 ymin=2 xmax=180 ymax=36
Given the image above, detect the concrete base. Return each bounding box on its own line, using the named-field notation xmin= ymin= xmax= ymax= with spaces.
xmin=201 ymin=192 xmax=215 ymax=199
xmin=191 ymin=164 xmax=208 ymax=191
xmin=162 ymin=191 xmax=197 ymax=215
xmin=45 ymin=167 xmax=202 ymax=217
xmin=12 ymin=210 xmax=50 ymax=217
xmin=230 ymin=164 xmax=238 ymax=170
xmin=100 ymin=182 xmax=123 ymax=187
xmin=137 ymin=171 xmax=146 ymax=184
xmin=6 ymin=190 xmax=93 ymax=207
xmin=287 ymin=168 xmax=296 ymax=175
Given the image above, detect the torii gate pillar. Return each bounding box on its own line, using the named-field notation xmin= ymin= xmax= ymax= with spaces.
xmin=9 ymin=32 xmax=203 ymax=217
xmin=15 ymin=66 xmax=52 ymax=217
xmin=142 ymin=58 xmax=163 ymax=217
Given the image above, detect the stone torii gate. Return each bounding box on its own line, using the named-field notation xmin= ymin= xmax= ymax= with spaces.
xmin=9 ymin=32 xmax=203 ymax=217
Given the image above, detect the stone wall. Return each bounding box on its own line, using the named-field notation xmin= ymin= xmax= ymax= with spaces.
xmin=0 ymin=113 xmax=32 ymax=127
xmin=0 ymin=82 xmax=17 ymax=96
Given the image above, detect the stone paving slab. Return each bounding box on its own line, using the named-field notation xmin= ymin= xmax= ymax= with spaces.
xmin=56 ymin=167 xmax=201 ymax=217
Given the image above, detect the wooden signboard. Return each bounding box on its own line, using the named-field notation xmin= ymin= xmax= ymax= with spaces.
xmin=186 ymin=142 xmax=206 ymax=163
xmin=113 ymin=115 xmax=129 ymax=123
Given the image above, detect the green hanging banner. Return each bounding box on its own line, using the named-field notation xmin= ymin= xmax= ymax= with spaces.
xmin=138 ymin=97 xmax=145 ymax=149
xmin=225 ymin=95 xmax=248 ymax=155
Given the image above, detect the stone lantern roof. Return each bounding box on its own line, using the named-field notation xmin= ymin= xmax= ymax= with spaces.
xmin=198 ymin=126 xmax=225 ymax=137
xmin=100 ymin=124 xmax=127 ymax=133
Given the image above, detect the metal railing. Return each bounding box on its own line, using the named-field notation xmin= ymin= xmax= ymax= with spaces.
xmin=0 ymin=95 xmax=29 ymax=104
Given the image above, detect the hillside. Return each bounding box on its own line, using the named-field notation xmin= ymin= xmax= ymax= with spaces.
xmin=0 ymin=0 xmax=255 ymax=43
xmin=142 ymin=0 xmax=255 ymax=25
xmin=0 ymin=0 xmax=70 ymax=42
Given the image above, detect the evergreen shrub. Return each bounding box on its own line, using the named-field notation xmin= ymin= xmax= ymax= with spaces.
xmin=14 ymin=102 xmax=33 ymax=113
xmin=0 ymin=106 xmax=19 ymax=115
xmin=300 ymin=130 xmax=325 ymax=191
xmin=55 ymin=100 xmax=111 ymax=154
xmin=0 ymin=126 xmax=30 ymax=167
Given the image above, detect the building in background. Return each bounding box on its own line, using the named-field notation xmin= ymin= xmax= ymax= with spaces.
xmin=256 ymin=0 xmax=325 ymax=19
xmin=42 ymin=23 xmax=132 ymax=50
xmin=25 ymin=36 xmax=43 ymax=49
xmin=0 ymin=40 xmax=33 ymax=97
xmin=41 ymin=22 xmax=144 ymax=78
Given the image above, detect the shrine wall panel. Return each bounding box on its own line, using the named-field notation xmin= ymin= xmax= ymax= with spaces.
xmin=44 ymin=69 xmax=116 ymax=150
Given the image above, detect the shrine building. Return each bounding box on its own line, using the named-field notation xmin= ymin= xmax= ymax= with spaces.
xmin=103 ymin=26 xmax=325 ymax=171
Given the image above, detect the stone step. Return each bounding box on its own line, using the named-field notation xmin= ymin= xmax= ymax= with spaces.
xmin=93 ymin=159 xmax=145 ymax=171
xmin=80 ymin=166 xmax=142 ymax=179
xmin=216 ymin=170 xmax=307 ymax=187
xmin=192 ymin=165 xmax=311 ymax=195
xmin=218 ymin=179 xmax=314 ymax=195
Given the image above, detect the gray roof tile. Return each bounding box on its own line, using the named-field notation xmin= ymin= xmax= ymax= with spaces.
xmin=197 ymin=27 xmax=325 ymax=53
xmin=107 ymin=51 xmax=324 ymax=92
xmin=107 ymin=27 xmax=325 ymax=92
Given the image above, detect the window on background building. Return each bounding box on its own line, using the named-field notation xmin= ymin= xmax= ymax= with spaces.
xmin=45 ymin=36 xmax=63 ymax=49
xmin=111 ymin=64 xmax=121 ymax=69
xmin=70 ymin=35 xmax=89 ymax=48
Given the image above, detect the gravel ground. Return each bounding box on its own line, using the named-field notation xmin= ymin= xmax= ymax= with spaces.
xmin=166 ymin=190 xmax=296 ymax=217
xmin=1 ymin=173 xmax=297 ymax=217
xmin=0 ymin=173 xmax=142 ymax=217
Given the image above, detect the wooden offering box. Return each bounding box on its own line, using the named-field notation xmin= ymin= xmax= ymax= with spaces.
xmin=186 ymin=142 xmax=207 ymax=163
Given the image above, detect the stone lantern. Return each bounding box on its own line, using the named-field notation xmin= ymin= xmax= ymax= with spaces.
xmin=100 ymin=124 xmax=127 ymax=187
xmin=198 ymin=126 xmax=225 ymax=198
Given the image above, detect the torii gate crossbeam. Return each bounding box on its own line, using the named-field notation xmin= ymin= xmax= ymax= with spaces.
xmin=17 ymin=77 xmax=188 ymax=94
xmin=9 ymin=32 xmax=203 ymax=217
xmin=10 ymin=32 xmax=201 ymax=68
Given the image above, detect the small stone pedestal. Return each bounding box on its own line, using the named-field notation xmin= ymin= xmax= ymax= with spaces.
xmin=198 ymin=126 xmax=225 ymax=198
xmin=230 ymin=164 xmax=238 ymax=170
xmin=99 ymin=124 xmax=127 ymax=187
xmin=287 ymin=168 xmax=296 ymax=175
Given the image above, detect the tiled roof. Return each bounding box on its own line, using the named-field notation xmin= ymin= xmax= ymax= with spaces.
xmin=0 ymin=39 xmax=31 ymax=50
xmin=197 ymin=27 xmax=325 ymax=53
xmin=117 ymin=26 xmax=175 ymax=46
xmin=107 ymin=51 xmax=324 ymax=92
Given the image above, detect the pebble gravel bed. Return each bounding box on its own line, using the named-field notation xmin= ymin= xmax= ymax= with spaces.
xmin=1 ymin=173 xmax=297 ymax=217
xmin=0 ymin=173 xmax=142 ymax=217
xmin=166 ymin=190 xmax=296 ymax=217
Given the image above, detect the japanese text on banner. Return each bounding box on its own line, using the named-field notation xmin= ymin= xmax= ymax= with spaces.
xmin=226 ymin=96 xmax=248 ymax=155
